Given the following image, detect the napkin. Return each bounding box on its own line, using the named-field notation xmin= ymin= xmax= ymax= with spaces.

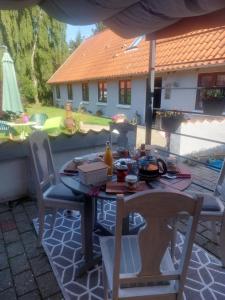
xmin=64 ymin=161 xmax=78 ymax=173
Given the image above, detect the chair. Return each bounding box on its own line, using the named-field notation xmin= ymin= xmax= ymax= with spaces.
xmin=100 ymin=190 xmax=202 ymax=300
xmin=186 ymin=160 xmax=225 ymax=266
xmin=28 ymin=131 xmax=85 ymax=245
xmin=0 ymin=120 xmax=17 ymax=136
xmin=30 ymin=113 xmax=48 ymax=129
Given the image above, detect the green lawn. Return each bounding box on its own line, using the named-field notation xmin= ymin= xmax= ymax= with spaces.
xmin=26 ymin=104 xmax=111 ymax=126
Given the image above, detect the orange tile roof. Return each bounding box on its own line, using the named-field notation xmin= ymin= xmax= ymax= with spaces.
xmin=48 ymin=27 xmax=225 ymax=84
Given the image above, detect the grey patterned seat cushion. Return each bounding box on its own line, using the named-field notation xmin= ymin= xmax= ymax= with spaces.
xmin=188 ymin=191 xmax=221 ymax=211
xmin=45 ymin=183 xmax=84 ymax=202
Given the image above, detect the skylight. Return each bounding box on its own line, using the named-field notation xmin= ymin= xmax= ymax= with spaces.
xmin=127 ymin=35 xmax=144 ymax=50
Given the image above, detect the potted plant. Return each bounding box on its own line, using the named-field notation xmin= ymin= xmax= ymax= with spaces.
xmin=202 ymin=88 xmax=225 ymax=115
xmin=157 ymin=110 xmax=185 ymax=132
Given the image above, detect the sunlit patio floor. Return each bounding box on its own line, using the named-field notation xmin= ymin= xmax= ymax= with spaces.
xmin=0 ymin=163 xmax=223 ymax=299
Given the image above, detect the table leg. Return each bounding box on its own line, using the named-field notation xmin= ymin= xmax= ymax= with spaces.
xmin=76 ymin=195 xmax=101 ymax=277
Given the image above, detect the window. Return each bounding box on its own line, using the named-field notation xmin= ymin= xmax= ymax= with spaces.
xmin=119 ymin=80 xmax=131 ymax=105
xmin=82 ymin=82 xmax=89 ymax=101
xmin=98 ymin=81 xmax=107 ymax=103
xmin=56 ymin=85 xmax=60 ymax=99
xmin=67 ymin=84 xmax=73 ymax=100
xmin=196 ymin=72 xmax=225 ymax=109
xmin=127 ymin=35 xmax=144 ymax=50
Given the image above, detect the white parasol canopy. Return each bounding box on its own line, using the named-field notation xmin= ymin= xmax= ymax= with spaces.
xmin=0 ymin=1 xmax=225 ymax=38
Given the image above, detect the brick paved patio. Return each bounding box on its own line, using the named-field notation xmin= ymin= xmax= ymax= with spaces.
xmin=0 ymin=163 xmax=222 ymax=300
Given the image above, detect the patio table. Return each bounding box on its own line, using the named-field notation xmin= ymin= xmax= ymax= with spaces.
xmin=5 ymin=121 xmax=36 ymax=140
xmin=60 ymin=157 xmax=191 ymax=275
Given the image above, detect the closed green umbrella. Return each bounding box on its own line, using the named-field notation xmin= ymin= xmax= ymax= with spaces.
xmin=2 ymin=50 xmax=23 ymax=114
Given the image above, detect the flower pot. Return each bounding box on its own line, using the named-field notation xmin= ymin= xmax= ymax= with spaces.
xmin=161 ymin=117 xmax=183 ymax=132
xmin=202 ymin=98 xmax=225 ymax=115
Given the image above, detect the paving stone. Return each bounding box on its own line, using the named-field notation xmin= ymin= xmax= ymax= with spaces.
xmin=0 ymin=220 xmax=17 ymax=233
xmin=204 ymin=242 xmax=220 ymax=258
xmin=0 ymin=251 xmax=9 ymax=270
xmin=0 ymin=287 xmax=17 ymax=300
xmin=194 ymin=233 xmax=209 ymax=247
xmin=0 ymin=239 xmax=5 ymax=254
xmin=17 ymin=220 xmax=33 ymax=234
xmin=0 ymin=268 xmax=13 ymax=292
xmin=14 ymin=213 xmax=29 ymax=223
xmin=36 ymin=271 xmax=60 ymax=298
xmin=0 ymin=211 xmax=14 ymax=221
xmin=201 ymin=229 xmax=218 ymax=243
xmin=18 ymin=289 xmax=41 ymax=300
xmin=23 ymin=200 xmax=36 ymax=208
xmin=7 ymin=241 xmax=25 ymax=258
xmin=44 ymin=292 xmax=64 ymax=300
xmin=10 ymin=253 xmax=30 ymax=275
xmin=12 ymin=203 xmax=25 ymax=214
xmin=24 ymin=242 xmax=44 ymax=259
xmin=14 ymin=270 xmax=37 ymax=296
xmin=24 ymin=206 xmax=37 ymax=221
xmin=0 ymin=204 xmax=10 ymax=214
xmin=3 ymin=229 xmax=20 ymax=244
xmin=0 ymin=229 xmax=3 ymax=240
xmin=30 ymin=255 xmax=51 ymax=277
xmin=21 ymin=231 xmax=37 ymax=245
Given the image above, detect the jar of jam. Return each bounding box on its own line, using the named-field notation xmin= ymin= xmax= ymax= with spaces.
xmin=116 ymin=164 xmax=128 ymax=182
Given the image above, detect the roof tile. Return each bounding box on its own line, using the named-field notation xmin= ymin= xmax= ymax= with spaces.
xmin=48 ymin=27 xmax=225 ymax=84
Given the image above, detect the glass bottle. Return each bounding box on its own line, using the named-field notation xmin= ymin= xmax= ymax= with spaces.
xmin=104 ymin=141 xmax=113 ymax=176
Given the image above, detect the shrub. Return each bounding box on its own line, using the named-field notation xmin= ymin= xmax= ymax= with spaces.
xmin=96 ymin=109 xmax=103 ymax=117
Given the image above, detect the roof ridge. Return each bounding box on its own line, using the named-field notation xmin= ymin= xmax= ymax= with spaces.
xmin=157 ymin=26 xmax=225 ymax=44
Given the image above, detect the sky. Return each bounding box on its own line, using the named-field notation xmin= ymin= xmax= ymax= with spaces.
xmin=66 ymin=24 xmax=95 ymax=42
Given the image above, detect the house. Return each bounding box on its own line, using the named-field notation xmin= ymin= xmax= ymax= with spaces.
xmin=48 ymin=27 xmax=225 ymax=124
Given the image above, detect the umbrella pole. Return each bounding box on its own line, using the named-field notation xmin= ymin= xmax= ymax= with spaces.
xmin=145 ymin=36 xmax=156 ymax=145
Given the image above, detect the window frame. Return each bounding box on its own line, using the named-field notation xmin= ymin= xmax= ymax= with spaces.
xmin=67 ymin=83 xmax=73 ymax=100
xmin=56 ymin=85 xmax=60 ymax=99
xmin=82 ymin=82 xmax=89 ymax=102
xmin=98 ymin=81 xmax=107 ymax=103
xmin=119 ymin=80 xmax=131 ymax=105
xmin=195 ymin=72 xmax=225 ymax=110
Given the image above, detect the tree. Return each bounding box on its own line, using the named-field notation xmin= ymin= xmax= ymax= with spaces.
xmin=92 ymin=22 xmax=106 ymax=34
xmin=0 ymin=7 xmax=68 ymax=104
xmin=68 ymin=30 xmax=83 ymax=53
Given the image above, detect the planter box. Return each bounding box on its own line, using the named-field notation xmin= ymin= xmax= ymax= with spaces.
xmin=202 ymin=98 xmax=225 ymax=115
xmin=161 ymin=117 xmax=183 ymax=132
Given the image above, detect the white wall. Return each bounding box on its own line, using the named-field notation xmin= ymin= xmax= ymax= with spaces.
xmin=161 ymin=70 xmax=198 ymax=111
xmin=51 ymin=65 xmax=225 ymax=121
xmin=52 ymin=77 xmax=147 ymax=123
xmin=170 ymin=117 xmax=225 ymax=156
xmin=161 ymin=66 xmax=225 ymax=111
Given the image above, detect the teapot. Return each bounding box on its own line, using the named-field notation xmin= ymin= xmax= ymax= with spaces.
xmin=138 ymin=156 xmax=167 ymax=180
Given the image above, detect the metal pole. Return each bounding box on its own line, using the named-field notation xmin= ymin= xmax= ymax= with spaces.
xmin=145 ymin=36 xmax=156 ymax=144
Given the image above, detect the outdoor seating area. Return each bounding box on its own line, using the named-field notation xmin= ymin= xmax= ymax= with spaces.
xmin=1 ymin=1 xmax=225 ymax=300
xmin=1 ymin=128 xmax=225 ymax=300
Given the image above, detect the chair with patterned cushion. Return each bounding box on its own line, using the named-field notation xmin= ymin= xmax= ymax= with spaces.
xmin=100 ymin=190 xmax=202 ymax=300
xmin=186 ymin=160 xmax=225 ymax=266
xmin=28 ymin=130 xmax=85 ymax=246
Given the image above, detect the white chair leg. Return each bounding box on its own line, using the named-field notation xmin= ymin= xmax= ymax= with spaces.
xmin=219 ymin=216 xmax=225 ymax=267
xmin=103 ymin=263 xmax=108 ymax=300
xmin=38 ymin=206 xmax=45 ymax=247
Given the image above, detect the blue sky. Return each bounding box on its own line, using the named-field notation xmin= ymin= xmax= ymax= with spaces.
xmin=66 ymin=24 xmax=95 ymax=42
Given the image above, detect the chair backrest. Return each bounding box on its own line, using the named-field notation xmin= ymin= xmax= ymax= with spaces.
xmin=215 ymin=159 xmax=225 ymax=198
xmin=28 ymin=131 xmax=56 ymax=202
xmin=30 ymin=113 xmax=48 ymax=125
xmin=113 ymin=190 xmax=202 ymax=298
